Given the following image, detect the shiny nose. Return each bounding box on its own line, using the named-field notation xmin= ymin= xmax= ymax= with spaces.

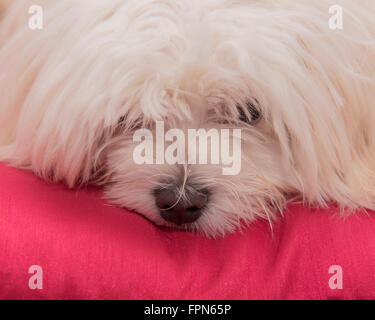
xmin=154 ymin=188 xmax=208 ymax=225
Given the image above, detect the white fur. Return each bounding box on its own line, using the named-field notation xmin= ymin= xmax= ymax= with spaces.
xmin=1 ymin=0 xmax=375 ymax=237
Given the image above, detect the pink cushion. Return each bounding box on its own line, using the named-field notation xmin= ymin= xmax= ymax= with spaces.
xmin=0 ymin=162 xmax=375 ymax=300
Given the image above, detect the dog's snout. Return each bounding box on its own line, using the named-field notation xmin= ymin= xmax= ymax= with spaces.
xmin=154 ymin=188 xmax=208 ymax=225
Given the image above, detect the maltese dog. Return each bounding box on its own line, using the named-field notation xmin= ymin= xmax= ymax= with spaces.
xmin=1 ymin=0 xmax=375 ymax=237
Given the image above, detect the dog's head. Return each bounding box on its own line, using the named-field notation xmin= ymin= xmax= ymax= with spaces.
xmin=103 ymin=96 xmax=289 ymax=237
xmin=2 ymin=1 xmax=375 ymax=237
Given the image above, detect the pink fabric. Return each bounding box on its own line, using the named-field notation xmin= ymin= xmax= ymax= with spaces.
xmin=0 ymin=162 xmax=375 ymax=300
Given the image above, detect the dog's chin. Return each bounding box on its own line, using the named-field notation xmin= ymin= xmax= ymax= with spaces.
xmin=136 ymin=213 xmax=201 ymax=235
xmin=103 ymin=177 xmax=274 ymax=238
xmin=103 ymin=187 xmax=213 ymax=238
xmin=102 ymin=181 xmax=218 ymax=238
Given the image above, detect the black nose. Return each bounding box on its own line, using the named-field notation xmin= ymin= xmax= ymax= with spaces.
xmin=154 ymin=188 xmax=208 ymax=225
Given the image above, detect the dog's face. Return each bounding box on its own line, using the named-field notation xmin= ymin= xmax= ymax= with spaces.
xmin=2 ymin=1 xmax=375 ymax=237
xmin=103 ymin=97 xmax=292 ymax=237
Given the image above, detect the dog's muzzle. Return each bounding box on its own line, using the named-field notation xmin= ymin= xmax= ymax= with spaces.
xmin=154 ymin=187 xmax=209 ymax=225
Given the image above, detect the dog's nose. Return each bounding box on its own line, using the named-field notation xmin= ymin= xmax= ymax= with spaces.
xmin=154 ymin=188 xmax=208 ymax=225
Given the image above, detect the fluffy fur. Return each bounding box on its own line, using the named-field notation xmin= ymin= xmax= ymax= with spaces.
xmin=1 ymin=0 xmax=375 ymax=237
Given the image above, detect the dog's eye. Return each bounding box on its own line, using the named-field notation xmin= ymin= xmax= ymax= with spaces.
xmin=118 ymin=115 xmax=143 ymax=131
xmin=117 ymin=115 xmax=128 ymax=130
xmin=237 ymin=101 xmax=262 ymax=124
xmin=118 ymin=116 xmax=126 ymax=124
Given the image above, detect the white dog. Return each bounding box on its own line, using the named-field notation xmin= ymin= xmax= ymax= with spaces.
xmin=1 ymin=0 xmax=375 ymax=237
